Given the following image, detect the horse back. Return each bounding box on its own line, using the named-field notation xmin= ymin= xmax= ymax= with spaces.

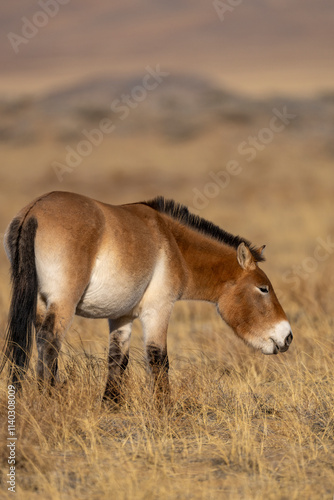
xmin=5 ymin=192 xmax=185 ymax=318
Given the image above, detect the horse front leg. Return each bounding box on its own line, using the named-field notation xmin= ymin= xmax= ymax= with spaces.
xmin=103 ymin=318 xmax=132 ymax=404
xmin=141 ymin=308 xmax=172 ymax=409
xmin=146 ymin=343 xmax=170 ymax=407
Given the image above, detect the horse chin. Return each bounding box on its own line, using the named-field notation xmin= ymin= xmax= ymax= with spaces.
xmin=245 ymin=336 xmax=279 ymax=355
xmin=262 ymin=341 xmax=279 ymax=355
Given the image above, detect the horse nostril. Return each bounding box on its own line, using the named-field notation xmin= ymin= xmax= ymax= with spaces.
xmin=286 ymin=332 xmax=293 ymax=346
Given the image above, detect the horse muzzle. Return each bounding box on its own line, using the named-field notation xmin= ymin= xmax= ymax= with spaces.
xmin=271 ymin=330 xmax=293 ymax=354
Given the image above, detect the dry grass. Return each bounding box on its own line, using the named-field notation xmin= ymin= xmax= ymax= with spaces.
xmin=0 ymin=292 xmax=334 ymax=499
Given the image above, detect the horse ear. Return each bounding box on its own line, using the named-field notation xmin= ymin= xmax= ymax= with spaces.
xmin=237 ymin=242 xmax=255 ymax=270
xmin=259 ymin=244 xmax=266 ymax=257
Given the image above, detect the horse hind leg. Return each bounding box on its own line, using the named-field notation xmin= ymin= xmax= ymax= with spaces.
xmin=36 ymin=302 xmax=75 ymax=387
xmin=34 ymin=294 xmax=46 ymax=335
xmin=103 ymin=319 xmax=132 ymax=404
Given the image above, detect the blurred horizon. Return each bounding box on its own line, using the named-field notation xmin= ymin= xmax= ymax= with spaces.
xmin=1 ymin=0 xmax=334 ymax=99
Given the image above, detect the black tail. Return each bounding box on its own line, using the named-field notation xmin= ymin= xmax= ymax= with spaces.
xmin=0 ymin=216 xmax=38 ymax=387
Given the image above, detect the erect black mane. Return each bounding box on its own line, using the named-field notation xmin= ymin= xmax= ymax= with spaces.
xmin=142 ymin=196 xmax=265 ymax=263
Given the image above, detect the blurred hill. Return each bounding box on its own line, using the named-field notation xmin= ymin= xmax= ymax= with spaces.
xmin=1 ymin=0 xmax=334 ymax=97
xmin=1 ymin=73 xmax=334 ymax=148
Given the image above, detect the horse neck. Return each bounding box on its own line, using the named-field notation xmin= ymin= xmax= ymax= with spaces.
xmin=164 ymin=217 xmax=239 ymax=302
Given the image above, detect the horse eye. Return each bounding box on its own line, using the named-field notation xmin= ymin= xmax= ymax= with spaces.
xmin=258 ymin=286 xmax=269 ymax=294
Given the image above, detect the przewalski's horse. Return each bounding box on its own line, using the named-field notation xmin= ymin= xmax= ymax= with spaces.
xmin=1 ymin=192 xmax=292 ymax=403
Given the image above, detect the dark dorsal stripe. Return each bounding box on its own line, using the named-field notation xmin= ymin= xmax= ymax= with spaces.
xmin=142 ymin=196 xmax=265 ymax=263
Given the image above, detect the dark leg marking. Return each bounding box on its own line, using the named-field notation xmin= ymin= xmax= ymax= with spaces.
xmin=36 ymin=312 xmax=60 ymax=386
xmin=147 ymin=344 xmax=169 ymax=373
xmin=147 ymin=344 xmax=170 ymax=408
xmin=103 ymin=337 xmax=129 ymax=403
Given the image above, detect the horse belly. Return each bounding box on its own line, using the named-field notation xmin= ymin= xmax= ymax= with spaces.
xmin=76 ymin=255 xmax=150 ymax=319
